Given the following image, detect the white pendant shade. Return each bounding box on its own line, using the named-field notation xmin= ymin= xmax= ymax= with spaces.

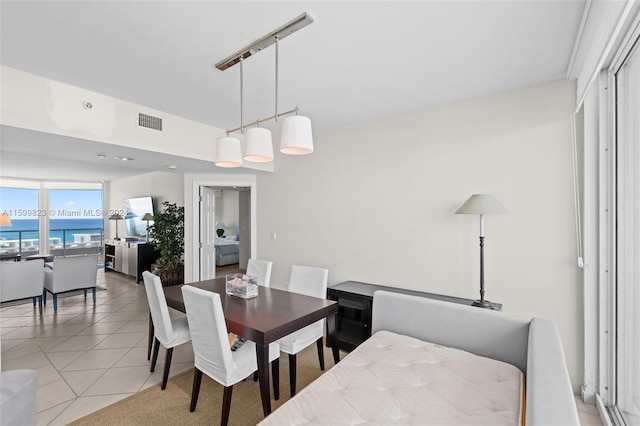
xmin=244 ymin=127 xmax=274 ymax=162
xmin=280 ymin=115 xmax=314 ymax=155
xmin=214 ymin=136 xmax=243 ymax=168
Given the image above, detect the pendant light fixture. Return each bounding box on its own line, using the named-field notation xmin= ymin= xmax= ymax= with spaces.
xmin=214 ymin=12 xmax=315 ymax=166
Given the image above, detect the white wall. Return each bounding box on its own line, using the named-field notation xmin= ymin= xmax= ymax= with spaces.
xmin=257 ymin=79 xmax=583 ymax=391
xmin=108 ymin=171 xmax=184 ymax=239
xmin=215 ymin=190 xmax=239 ymax=236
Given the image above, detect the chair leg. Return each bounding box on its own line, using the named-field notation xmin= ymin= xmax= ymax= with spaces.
xmin=288 ymin=353 xmax=297 ymax=397
xmin=150 ymin=338 xmax=160 ymax=372
xmin=38 ymin=296 xmax=43 ymax=315
xmin=147 ymin=313 xmax=154 ymax=360
xmin=271 ymin=359 xmax=280 ymax=401
xmin=32 ymin=297 xmax=36 ymax=307
xmin=52 ymin=294 xmax=58 ymax=312
xmin=316 ymin=337 xmax=325 ymax=371
xmin=253 ymin=371 xmax=258 ymax=382
xmin=161 ymin=347 xmax=173 ymax=390
xmin=84 ymin=289 xmax=87 ymax=299
xmin=221 ymin=385 xmax=233 ymax=426
xmin=190 ymin=368 xmax=203 ymax=412
xmin=42 ymin=289 xmax=46 ymax=305
xmin=92 ymin=287 xmax=96 ymax=304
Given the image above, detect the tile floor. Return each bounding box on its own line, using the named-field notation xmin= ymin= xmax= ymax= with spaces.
xmin=0 ymin=269 xmax=195 ymax=425
xmin=1 ymin=266 xmax=603 ymax=426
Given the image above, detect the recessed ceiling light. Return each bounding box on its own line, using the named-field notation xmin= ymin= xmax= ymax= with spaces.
xmin=166 ymin=165 xmax=177 ymax=170
xmin=114 ymin=156 xmax=134 ymax=161
xmin=96 ymin=154 xmax=106 ymax=159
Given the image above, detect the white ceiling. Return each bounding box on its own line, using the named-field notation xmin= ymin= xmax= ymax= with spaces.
xmin=0 ymin=0 xmax=586 ymax=181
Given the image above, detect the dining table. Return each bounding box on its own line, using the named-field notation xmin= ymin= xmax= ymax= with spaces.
xmin=161 ymin=277 xmax=340 ymax=416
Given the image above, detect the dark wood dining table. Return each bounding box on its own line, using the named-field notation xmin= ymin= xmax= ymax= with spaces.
xmin=162 ymin=277 xmax=340 ymax=416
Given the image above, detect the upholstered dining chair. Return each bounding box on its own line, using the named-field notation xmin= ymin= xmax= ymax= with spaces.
xmin=43 ymin=255 xmax=98 ymax=312
xmin=276 ymin=265 xmax=329 ymax=396
xmin=142 ymin=271 xmax=191 ymax=390
xmin=246 ymin=258 xmax=273 ymax=287
xmin=0 ymin=259 xmax=45 ymax=314
xmin=181 ymin=285 xmax=280 ymax=424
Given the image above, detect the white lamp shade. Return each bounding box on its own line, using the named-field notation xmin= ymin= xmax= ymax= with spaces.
xmin=244 ymin=127 xmax=274 ymax=162
xmin=280 ymin=115 xmax=313 ymax=155
xmin=215 ymin=136 xmax=243 ymax=168
xmin=455 ymin=194 xmax=508 ymax=215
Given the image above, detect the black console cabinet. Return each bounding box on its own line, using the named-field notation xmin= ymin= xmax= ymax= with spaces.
xmin=104 ymin=240 xmax=158 ymax=283
xmin=327 ymin=281 xmax=502 ymax=351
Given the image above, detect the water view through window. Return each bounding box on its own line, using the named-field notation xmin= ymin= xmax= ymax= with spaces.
xmin=0 ymin=187 xmax=104 ymax=259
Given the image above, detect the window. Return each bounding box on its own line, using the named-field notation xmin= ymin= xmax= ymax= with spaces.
xmin=49 ymin=189 xmax=104 ymax=257
xmin=0 ymin=187 xmax=40 ymax=260
xmin=615 ymin=34 xmax=640 ymax=426
xmin=0 ymin=180 xmax=103 ymax=258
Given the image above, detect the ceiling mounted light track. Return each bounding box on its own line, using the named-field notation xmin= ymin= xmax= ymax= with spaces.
xmin=213 ymin=12 xmax=315 ymax=168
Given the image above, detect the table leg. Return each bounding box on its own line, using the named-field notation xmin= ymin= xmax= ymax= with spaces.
xmin=256 ymin=343 xmax=271 ymax=416
xmin=327 ymin=312 xmax=340 ymax=364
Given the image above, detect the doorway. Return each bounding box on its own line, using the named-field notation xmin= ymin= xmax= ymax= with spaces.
xmin=193 ymin=181 xmax=255 ymax=282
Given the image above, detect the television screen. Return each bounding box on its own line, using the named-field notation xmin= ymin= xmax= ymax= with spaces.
xmin=123 ymin=197 xmax=154 ymax=238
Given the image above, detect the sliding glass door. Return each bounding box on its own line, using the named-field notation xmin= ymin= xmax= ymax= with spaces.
xmin=615 ymin=33 xmax=640 ymax=426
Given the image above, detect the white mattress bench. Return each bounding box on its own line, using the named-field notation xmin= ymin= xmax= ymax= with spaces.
xmin=261 ymin=330 xmax=524 ymax=425
xmin=261 ymin=291 xmax=580 ymax=426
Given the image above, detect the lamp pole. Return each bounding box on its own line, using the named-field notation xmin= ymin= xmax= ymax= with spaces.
xmin=472 ymin=213 xmax=492 ymax=309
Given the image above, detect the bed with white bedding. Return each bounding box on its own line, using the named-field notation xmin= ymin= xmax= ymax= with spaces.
xmin=214 ymin=237 xmax=239 ymax=266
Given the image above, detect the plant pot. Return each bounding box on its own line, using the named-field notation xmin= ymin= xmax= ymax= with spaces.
xmin=152 ymin=264 xmax=184 ymax=287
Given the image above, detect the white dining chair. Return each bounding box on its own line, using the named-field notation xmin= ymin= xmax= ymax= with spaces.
xmin=246 ymin=258 xmax=273 ymax=287
xmin=181 ymin=285 xmax=280 ymax=424
xmin=43 ymin=255 xmax=98 ymax=312
xmin=276 ymin=265 xmax=329 ymax=396
xmin=142 ymin=271 xmax=191 ymax=390
xmin=0 ymin=260 xmax=45 ymax=314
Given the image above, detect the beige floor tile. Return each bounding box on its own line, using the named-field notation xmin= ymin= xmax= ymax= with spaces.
xmin=34 ymin=400 xmax=73 ymax=426
xmin=0 ymin=338 xmax=28 ymax=351
xmin=46 ymin=351 xmax=87 ymax=371
xmin=113 ymin=346 xmax=152 ymax=368
xmin=117 ymin=319 xmax=149 ymax=333
xmin=60 ymin=369 xmax=108 ymax=395
xmin=76 ymin=320 xmax=127 ymax=335
xmin=93 ymin=332 xmax=147 ymax=350
xmin=47 ymin=393 xmax=133 ymax=425
xmin=63 ymin=312 xmax=113 ymax=324
xmin=34 ymin=364 xmax=63 ymax=387
xmin=1 ymin=349 xmax=50 ymax=371
xmin=31 ymin=336 xmax=74 ymax=352
xmin=82 ymin=365 xmax=153 ymax=395
xmin=37 ymin=323 xmax=92 ymax=338
xmin=1 ymin=326 xmax=20 ymax=336
xmin=1 ymin=324 xmax=53 ymax=339
xmin=99 ymin=310 xmax=146 ymax=322
xmin=61 ymin=347 xmax=129 ymax=371
xmin=48 ymin=334 xmax=109 ymax=352
xmin=0 ymin=316 xmax=37 ymax=327
xmin=87 ymin=303 xmax=128 ymax=313
xmin=35 ymin=378 xmax=76 ymax=414
xmin=1 ymin=340 xmax=43 ymax=360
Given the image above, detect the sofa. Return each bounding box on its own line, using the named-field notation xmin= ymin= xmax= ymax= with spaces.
xmin=260 ymin=290 xmax=580 ymax=425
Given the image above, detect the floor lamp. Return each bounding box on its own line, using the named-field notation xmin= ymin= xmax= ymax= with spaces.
xmin=455 ymin=194 xmax=508 ymax=309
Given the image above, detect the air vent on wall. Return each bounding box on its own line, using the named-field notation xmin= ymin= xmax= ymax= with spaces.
xmin=138 ymin=113 xmax=162 ymax=131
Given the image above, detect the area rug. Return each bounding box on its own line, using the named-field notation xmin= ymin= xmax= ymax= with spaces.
xmin=70 ymin=342 xmax=342 ymax=426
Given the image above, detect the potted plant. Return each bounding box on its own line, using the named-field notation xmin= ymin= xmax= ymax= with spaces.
xmin=148 ymin=201 xmax=184 ymax=286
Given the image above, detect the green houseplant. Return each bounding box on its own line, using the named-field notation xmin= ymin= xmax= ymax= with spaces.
xmin=148 ymin=201 xmax=184 ymax=286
